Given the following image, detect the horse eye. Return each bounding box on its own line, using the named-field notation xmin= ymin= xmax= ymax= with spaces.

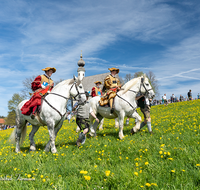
xmin=146 ymin=83 xmax=149 ymax=86
xmin=79 ymin=86 xmax=82 ymax=88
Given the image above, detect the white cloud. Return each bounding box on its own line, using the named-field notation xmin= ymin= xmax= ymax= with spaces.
xmin=0 ymin=0 xmax=200 ymax=115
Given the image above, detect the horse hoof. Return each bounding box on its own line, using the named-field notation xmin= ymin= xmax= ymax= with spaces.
xmin=44 ymin=148 xmax=50 ymax=152
xmin=131 ymin=128 xmax=135 ymax=135
xmin=29 ymin=149 xmax=35 ymax=152
xmin=89 ymin=132 xmax=94 ymax=137
xmin=51 ymin=149 xmax=57 ymax=154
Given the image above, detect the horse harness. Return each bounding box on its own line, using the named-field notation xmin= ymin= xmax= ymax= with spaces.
xmin=42 ymin=82 xmax=85 ymax=123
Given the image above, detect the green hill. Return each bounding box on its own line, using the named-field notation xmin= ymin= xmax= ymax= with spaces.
xmin=0 ymin=100 xmax=200 ymax=189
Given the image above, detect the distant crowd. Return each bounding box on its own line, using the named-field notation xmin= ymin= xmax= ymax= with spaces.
xmin=0 ymin=124 xmax=16 ymax=130
xmin=152 ymin=90 xmax=200 ymax=106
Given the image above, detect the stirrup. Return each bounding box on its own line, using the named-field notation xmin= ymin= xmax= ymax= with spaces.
xmin=31 ymin=113 xmax=35 ymax=119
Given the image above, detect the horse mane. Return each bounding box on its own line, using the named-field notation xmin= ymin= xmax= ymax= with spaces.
xmin=52 ymin=78 xmax=81 ymax=92
xmin=51 ymin=79 xmax=73 ymax=91
xmin=118 ymin=77 xmax=141 ymax=95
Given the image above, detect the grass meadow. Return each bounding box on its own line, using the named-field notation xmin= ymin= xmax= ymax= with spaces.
xmin=0 ymin=100 xmax=200 ymax=190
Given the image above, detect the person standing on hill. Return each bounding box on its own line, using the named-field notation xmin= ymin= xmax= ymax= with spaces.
xmin=163 ymin=94 xmax=168 ymax=106
xmin=179 ymin=95 xmax=184 ymax=102
xmin=187 ymin=90 xmax=192 ymax=100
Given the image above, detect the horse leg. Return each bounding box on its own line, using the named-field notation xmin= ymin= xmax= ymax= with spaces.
xmin=45 ymin=122 xmax=63 ymax=152
xmin=90 ymin=114 xmax=103 ymax=137
xmin=118 ymin=112 xmax=125 ymax=139
xmin=29 ymin=125 xmax=40 ymax=151
xmin=115 ymin=118 xmax=119 ymax=128
xmin=46 ymin=122 xmax=57 ymax=153
xmin=131 ymin=111 xmax=142 ymax=134
xmin=98 ymin=118 xmax=104 ymax=131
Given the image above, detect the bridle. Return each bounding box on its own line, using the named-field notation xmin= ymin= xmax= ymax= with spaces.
xmin=69 ymin=82 xmax=86 ymax=101
xmin=138 ymin=78 xmax=153 ymax=96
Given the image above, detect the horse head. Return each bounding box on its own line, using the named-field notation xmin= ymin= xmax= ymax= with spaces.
xmin=70 ymin=75 xmax=86 ymax=104
xmin=140 ymin=74 xmax=155 ymax=99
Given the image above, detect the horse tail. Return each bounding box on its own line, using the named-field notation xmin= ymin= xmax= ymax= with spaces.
xmin=8 ymin=105 xmax=27 ymax=145
xmin=20 ymin=123 xmax=27 ymax=145
xmin=8 ymin=127 xmax=16 ymax=144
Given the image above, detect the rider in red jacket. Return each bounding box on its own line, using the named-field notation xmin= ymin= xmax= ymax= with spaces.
xmin=21 ymin=67 xmax=56 ymax=119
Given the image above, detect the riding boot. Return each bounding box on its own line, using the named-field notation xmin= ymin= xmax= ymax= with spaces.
xmin=76 ymin=132 xmax=86 ymax=147
xmin=31 ymin=106 xmax=37 ymax=119
xmin=109 ymin=99 xmax=114 ymax=113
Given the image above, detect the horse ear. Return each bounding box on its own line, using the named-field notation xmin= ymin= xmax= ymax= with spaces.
xmin=73 ymin=75 xmax=78 ymax=81
xmin=141 ymin=76 xmax=144 ymax=83
xmin=143 ymin=74 xmax=146 ymax=78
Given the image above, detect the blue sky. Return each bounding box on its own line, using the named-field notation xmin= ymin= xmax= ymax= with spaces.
xmin=0 ymin=0 xmax=200 ymax=116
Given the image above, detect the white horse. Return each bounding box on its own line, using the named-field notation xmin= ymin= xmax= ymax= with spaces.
xmin=9 ymin=76 xmax=86 ymax=153
xmin=89 ymin=75 xmax=155 ymax=139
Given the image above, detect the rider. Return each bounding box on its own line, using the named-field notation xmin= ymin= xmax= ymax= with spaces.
xmin=21 ymin=67 xmax=56 ymax=119
xmin=135 ymin=93 xmax=153 ymax=134
xmin=99 ymin=68 xmax=121 ymax=113
xmin=75 ymin=92 xmax=99 ymax=147
xmin=91 ymin=81 xmax=103 ymax=97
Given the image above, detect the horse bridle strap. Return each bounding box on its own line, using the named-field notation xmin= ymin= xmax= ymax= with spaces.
xmin=140 ymin=78 xmax=153 ymax=95
xmin=70 ymin=82 xmax=85 ymax=100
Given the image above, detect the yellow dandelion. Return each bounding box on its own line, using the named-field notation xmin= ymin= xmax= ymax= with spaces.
xmin=80 ymin=170 xmax=88 ymax=174
xmin=84 ymin=176 xmax=91 ymax=180
xmin=105 ymin=170 xmax=111 ymax=176
xmin=134 ymin=172 xmax=138 ymax=176
xmin=145 ymin=162 xmax=149 ymax=165
xmin=146 ymin=183 xmax=151 ymax=187
xmin=196 ymin=164 xmax=200 ymax=166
